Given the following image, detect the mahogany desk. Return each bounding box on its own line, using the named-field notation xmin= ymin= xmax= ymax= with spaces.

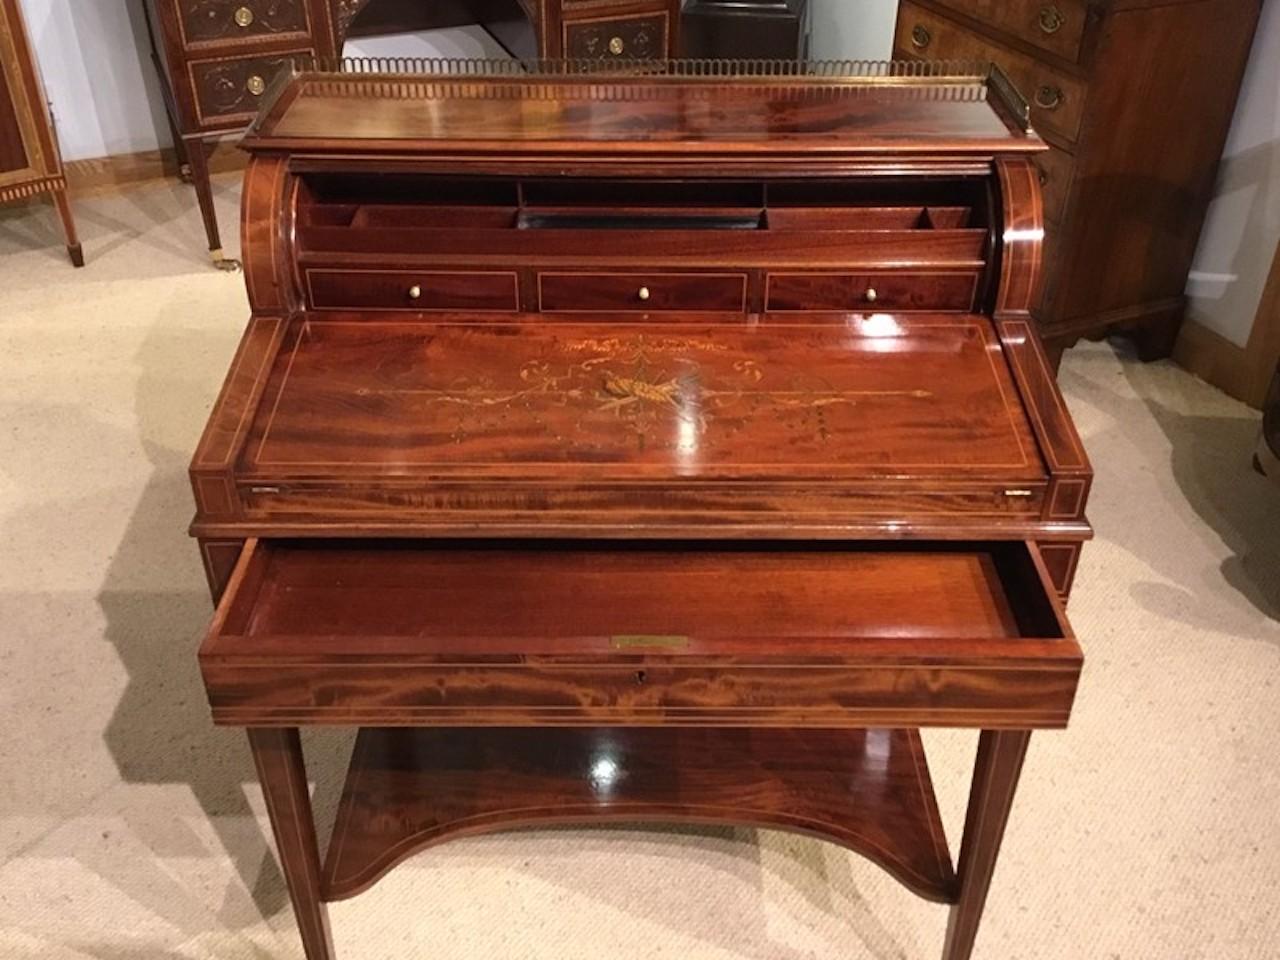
xmin=189 ymin=60 xmax=1092 ymax=960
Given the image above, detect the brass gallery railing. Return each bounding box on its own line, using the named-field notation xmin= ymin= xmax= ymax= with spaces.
xmin=276 ymin=57 xmax=1031 ymax=131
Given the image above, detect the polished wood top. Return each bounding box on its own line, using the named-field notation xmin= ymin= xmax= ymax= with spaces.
xmin=245 ymin=61 xmax=1041 ymax=157
xmin=239 ymin=315 xmax=1046 ymax=483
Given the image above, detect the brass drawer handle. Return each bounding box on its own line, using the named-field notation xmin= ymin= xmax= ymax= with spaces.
xmin=1034 ymin=84 xmax=1064 ymax=110
xmin=864 ymin=287 xmax=878 ymax=303
xmin=234 ymin=5 xmax=255 ymax=28
xmin=1038 ymin=5 xmax=1064 ymax=34
xmin=637 ymin=285 xmax=651 ymax=301
xmin=246 ymin=74 xmax=266 ymax=96
xmin=910 ymin=25 xmax=931 ymax=50
xmin=608 ymin=36 xmax=625 ymax=55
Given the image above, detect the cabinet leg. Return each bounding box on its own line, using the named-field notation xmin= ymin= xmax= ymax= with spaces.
xmin=141 ymin=0 xmax=192 ymax=182
xmin=1130 ymin=314 xmax=1182 ymax=362
xmin=51 ymin=187 xmax=83 ymax=267
xmin=168 ymin=118 xmax=192 ymax=182
xmin=247 ymin=729 xmax=335 ymax=960
xmin=941 ymin=730 xmax=1031 ymax=960
xmin=1040 ymin=336 xmax=1071 ymax=374
xmin=185 ymin=139 xmax=239 ymax=272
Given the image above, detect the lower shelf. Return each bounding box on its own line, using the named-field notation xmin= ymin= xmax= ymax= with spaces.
xmin=322 ymin=726 xmax=957 ymax=903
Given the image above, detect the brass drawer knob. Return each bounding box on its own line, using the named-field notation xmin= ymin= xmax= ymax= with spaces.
xmin=1038 ymin=5 xmax=1064 ymax=34
xmin=864 ymin=287 xmax=878 ymax=303
xmin=234 ymin=5 xmax=255 ymax=28
xmin=609 ymin=36 xmax=625 ymax=55
xmin=408 ymin=284 xmax=423 ymax=300
xmin=637 ymin=286 xmax=651 ymax=301
xmin=246 ymin=74 xmax=266 ymax=96
xmin=1034 ymin=84 xmax=1064 ymax=110
xmin=910 ymin=25 xmax=931 ymax=49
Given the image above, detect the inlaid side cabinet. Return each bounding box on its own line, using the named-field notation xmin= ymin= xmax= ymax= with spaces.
xmin=0 ymin=0 xmax=83 ymax=266
xmin=895 ymin=0 xmax=1262 ymax=365
xmin=141 ymin=0 xmax=680 ymax=270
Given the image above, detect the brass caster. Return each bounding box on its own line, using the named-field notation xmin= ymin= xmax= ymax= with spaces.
xmin=210 ymin=248 xmax=242 ymax=272
xmin=179 ymin=162 xmax=193 ymax=184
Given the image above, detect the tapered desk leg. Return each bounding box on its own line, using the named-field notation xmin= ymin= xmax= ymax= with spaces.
xmin=247 ymin=728 xmax=335 ymax=960
xmin=185 ymin=139 xmax=239 ymax=272
xmin=942 ymin=729 xmax=1032 ymax=960
xmin=51 ymin=187 xmax=83 ymax=267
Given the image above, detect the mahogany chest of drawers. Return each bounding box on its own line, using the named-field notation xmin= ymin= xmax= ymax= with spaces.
xmin=895 ymin=0 xmax=1261 ymax=365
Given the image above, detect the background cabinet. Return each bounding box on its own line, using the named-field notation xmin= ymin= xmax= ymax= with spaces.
xmin=895 ymin=0 xmax=1262 ymax=365
xmin=0 ymin=0 xmax=81 ymax=266
xmin=142 ymin=0 xmax=680 ymax=270
xmin=682 ymin=0 xmax=810 ymax=60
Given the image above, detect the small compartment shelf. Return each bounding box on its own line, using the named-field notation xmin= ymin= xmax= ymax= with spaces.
xmin=322 ymin=726 xmax=958 ymax=904
xmin=292 ymin=173 xmax=991 ymax=271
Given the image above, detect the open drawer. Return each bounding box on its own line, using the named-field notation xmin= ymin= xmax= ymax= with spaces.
xmin=200 ymin=539 xmax=1082 ymax=729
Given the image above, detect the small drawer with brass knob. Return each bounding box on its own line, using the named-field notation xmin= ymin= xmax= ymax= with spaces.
xmin=538 ymin=272 xmax=747 ymax=313
xmin=180 ymin=0 xmax=309 ymax=44
xmin=190 ymin=52 xmax=305 ymax=125
xmin=305 ymin=269 xmax=519 ymax=312
xmin=564 ymin=13 xmax=669 ymax=61
xmin=766 ymin=272 xmax=979 ymax=313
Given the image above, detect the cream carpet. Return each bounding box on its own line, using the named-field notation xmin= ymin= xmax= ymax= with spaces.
xmin=1 ymin=175 xmax=1278 ymax=960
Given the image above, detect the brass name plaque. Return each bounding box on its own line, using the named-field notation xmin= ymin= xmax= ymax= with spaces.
xmin=610 ymin=634 xmax=690 ymax=649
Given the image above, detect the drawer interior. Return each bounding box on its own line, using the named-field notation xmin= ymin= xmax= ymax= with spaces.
xmin=200 ymin=538 xmax=1081 ymax=728
xmin=212 ymin=538 xmax=1070 ymax=649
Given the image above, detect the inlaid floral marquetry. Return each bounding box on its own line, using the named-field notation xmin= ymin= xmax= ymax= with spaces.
xmin=243 ymin=320 xmax=1042 ymax=477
